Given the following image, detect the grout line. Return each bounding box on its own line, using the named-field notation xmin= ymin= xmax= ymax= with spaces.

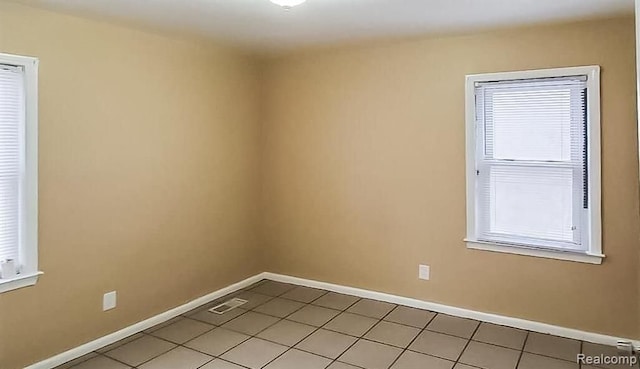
xmin=578 ymin=340 xmax=583 ymax=369
xmin=452 ymin=318 xmax=482 ymax=367
xmin=385 ymin=310 xmax=439 ymax=368
xmin=515 ymin=331 xmax=530 ymax=369
xmin=323 ymin=297 xmax=373 ymax=368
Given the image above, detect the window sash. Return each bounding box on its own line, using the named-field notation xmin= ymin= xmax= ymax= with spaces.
xmin=473 ymin=75 xmax=588 ymax=252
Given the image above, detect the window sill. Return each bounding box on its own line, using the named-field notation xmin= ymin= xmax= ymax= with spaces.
xmin=0 ymin=271 xmax=43 ymax=293
xmin=465 ymin=239 xmax=604 ymax=264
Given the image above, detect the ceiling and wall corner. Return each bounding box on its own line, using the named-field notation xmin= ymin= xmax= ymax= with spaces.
xmin=8 ymin=0 xmax=635 ymax=53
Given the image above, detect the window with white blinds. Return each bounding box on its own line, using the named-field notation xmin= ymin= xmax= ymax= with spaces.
xmin=0 ymin=53 xmax=39 ymax=293
xmin=465 ymin=66 xmax=602 ymax=264
xmin=0 ymin=64 xmax=25 ymax=265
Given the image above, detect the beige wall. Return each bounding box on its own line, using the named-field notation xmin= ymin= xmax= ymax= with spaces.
xmin=261 ymin=18 xmax=640 ymax=339
xmin=1 ymin=4 xmax=639 ymax=367
xmin=0 ymin=3 xmax=263 ymax=368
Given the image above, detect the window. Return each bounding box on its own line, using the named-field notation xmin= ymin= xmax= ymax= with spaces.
xmin=0 ymin=53 xmax=40 ymax=293
xmin=465 ymin=66 xmax=602 ymax=264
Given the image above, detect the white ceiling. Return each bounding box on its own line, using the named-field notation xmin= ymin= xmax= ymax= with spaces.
xmin=15 ymin=0 xmax=635 ymax=53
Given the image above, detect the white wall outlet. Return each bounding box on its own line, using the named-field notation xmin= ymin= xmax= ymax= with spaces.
xmin=419 ymin=265 xmax=430 ymax=280
xmin=103 ymin=291 xmax=117 ymax=311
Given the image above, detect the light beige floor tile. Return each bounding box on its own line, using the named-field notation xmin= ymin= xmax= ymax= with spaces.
xmin=138 ymin=347 xmax=212 ymax=369
xmin=280 ymin=286 xmax=327 ymax=303
xmin=453 ymin=364 xmax=480 ymax=369
xmin=384 ymin=306 xmax=436 ymax=328
xmin=324 ymin=312 xmax=378 ymax=337
xmin=459 ymin=341 xmax=520 ymax=369
xmin=221 ymin=338 xmax=288 ymax=369
xmin=70 ymin=355 xmax=131 ymax=369
xmin=524 ymin=332 xmax=580 ymax=361
xmin=408 ymin=330 xmax=468 ymax=361
xmin=97 ymin=333 xmax=145 ymax=354
xmin=54 ymin=352 xmax=99 ymax=368
xmin=346 ymin=299 xmax=396 ymax=319
xmin=327 ymin=363 xmax=361 ymax=369
xmin=199 ymin=359 xmax=246 ymax=369
xmin=364 ymin=321 xmax=421 ymax=348
xmin=184 ymin=327 xmax=250 ymax=356
xmin=188 ymin=306 xmax=246 ymax=326
xmin=472 ymin=323 xmax=527 ymax=350
xmin=264 ymin=349 xmax=332 ymax=369
xmin=150 ymin=318 xmax=214 ymax=344
xmin=287 ymin=305 xmax=340 ymax=327
xmin=231 ymin=290 xmax=274 ymax=310
xmin=222 ymin=311 xmax=280 ymax=335
xmin=339 ymin=339 xmax=403 ymax=369
xmin=250 ymin=281 xmax=296 ymax=296
xmin=253 ymin=298 xmax=305 ymax=318
xmin=427 ymin=315 xmax=480 ymax=339
xmin=257 ymin=319 xmax=316 ymax=346
xmin=391 ymin=350 xmax=455 ymax=369
xmin=582 ymin=342 xmax=631 ymax=369
xmin=104 ymin=335 xmax=176 ymax=366
xmin=518 ymin=352 xmax=578 ymax=369
xmin=313 ymin=292 xmax=360 ymax=310
xmin=295 ymin=329 xmax=358 ymax=359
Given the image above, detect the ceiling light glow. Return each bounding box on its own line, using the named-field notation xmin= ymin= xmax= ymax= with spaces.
xmin=270 ymin=0 xmax=307 ymax=9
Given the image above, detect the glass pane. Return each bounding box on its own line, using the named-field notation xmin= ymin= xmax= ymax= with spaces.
xmin=487 ymin=88 xmax=572 ymax=161
xmin=482 ymin=166 xmax=576 ymax=243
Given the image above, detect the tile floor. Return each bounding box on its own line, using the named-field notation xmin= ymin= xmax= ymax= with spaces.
xmin=56 ymin=280 xmax=637 ymax=369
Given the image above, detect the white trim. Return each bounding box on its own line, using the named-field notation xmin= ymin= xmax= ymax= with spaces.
xmin=0 ymin=271 xmax=43 ymax=293
xmin=25 ymin=273 xmax=267 ymax=369
xmin=263 ymin=273 xmax=639 ymax=348
xmin=466 ymin=240 xmax=604 ymax=264
xmin=0 ymin=52 xmax=40 ymax=292
xmin=465 ymin=66 xmax=602 ymax=264
xmin=27 ymin=272 xmax=640 ymax=368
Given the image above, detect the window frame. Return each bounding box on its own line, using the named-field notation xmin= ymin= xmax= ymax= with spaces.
xmin=464 ymin=66 xmax=603 ymax=265
xmin=0 ymin=52 xmax=41 ymax=293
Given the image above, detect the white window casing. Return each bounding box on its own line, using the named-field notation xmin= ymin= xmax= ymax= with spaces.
xmin=465 ymin=66 xmax=603 ymax=264
xmin=0 ymin=53 xmax=41 ymax=293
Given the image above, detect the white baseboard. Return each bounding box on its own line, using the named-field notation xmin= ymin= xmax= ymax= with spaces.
xmin=263 ymin=272 xmax=640 ymax=348
xmin=26 ymin=272 xmax=268 ymax=369
xmin=28 ymin=271 xmax=639 ymax=368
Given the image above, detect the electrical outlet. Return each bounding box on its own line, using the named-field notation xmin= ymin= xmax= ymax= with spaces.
xmin=419 ymin=265 xmax=430 ymax=280
xmin=103 ymin=291 xmax=117 ymax=311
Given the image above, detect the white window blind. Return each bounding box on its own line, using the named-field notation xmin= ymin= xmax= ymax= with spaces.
xmin=474 ymin=76 xmax=588 ymax=251
xmin=0 ymin=64 xmax=25 ymax=264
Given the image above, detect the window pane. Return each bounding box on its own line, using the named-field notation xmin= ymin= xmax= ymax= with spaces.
xmin=486 ymin=87 xmax=573 ymax=161
xmin=479 ymin=166 xmax=578 ymax=245
xmin=0 ymin=176 xmax=19 ymax=261
xmin=0 ymin=65 xmax=24 ymax=263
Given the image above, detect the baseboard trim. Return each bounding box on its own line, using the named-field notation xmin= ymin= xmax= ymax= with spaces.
xmin=263 ymin=272 xmax=640 ymax=348
xmin=26 ymin=272 xmax=267 ymax=369
xmin=28 ymin=271 xmax=639 ymax=368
